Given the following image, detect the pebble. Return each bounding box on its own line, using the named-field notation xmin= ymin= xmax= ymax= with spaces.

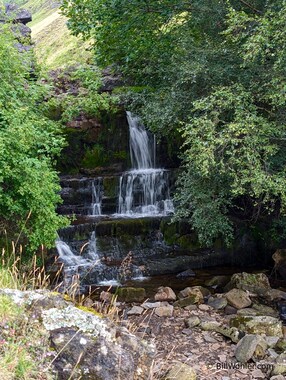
xmin=127 ymin=306 xmax=144 ymax=315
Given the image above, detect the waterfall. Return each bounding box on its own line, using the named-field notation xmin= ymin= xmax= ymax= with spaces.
xmin=90 ymin=178 xmax=102 ymax=216
xmin=127 ymin=111 xmax=155 ymax=169
xmin=117 ymin=112 xmax=174 ymax=216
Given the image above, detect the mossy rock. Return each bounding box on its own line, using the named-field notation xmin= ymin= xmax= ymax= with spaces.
xmin=116 ymin=287 xmax=146 ymax=303
xmin=161 ymin=221 xmax=179 ymax=245
xmin=103 ymin=176 xmax=119 ymax=198
xmin=174 ymin=295 xmax=201 ymax=308
xmin=230 ymin=315 xmax=283 ymax=337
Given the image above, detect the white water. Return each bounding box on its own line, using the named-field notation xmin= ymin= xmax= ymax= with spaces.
xmin=55 ymin=238 xmax=88 ymax=267
xmin=90 ymin=179 xmax=102 ymax=216
xmin=118 ymin=112 xmax=174 ymax=216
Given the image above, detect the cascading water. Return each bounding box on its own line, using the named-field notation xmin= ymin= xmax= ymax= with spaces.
xmin=117 ymin=112 xmax=174 ymax=216
xmin=90 ymin=178 xmax=102 ymax=216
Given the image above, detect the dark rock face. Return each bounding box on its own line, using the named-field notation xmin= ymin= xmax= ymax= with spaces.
xmin=0 ymin=4 xmax=32 ymax=24
xmin=0 ymin=4 xmax=32 ymax=52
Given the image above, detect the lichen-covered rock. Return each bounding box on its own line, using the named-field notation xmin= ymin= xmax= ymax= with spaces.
xmin=154 ymin=286 xmax=176 ymax=301
xmin=225 ymin=272 xmax=271 ymax=295
xmin=166 ymin=362 xmax=196 ymax=380
xmin=0 ymin=289 xmax=155 ymax=380
xmin=200 ymin=321 xmax=242 ymax=343
xmin=230 ymin=315 xmax=283 ymax=338
xmin=272 ymin=353 xmax=286 ymax=376
xmin=235 ymin=334 xmax=267 ymax=363
xmin=225 ymin=289 xmax=252 ymax=309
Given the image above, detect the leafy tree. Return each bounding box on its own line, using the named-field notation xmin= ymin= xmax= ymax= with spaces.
xmin=61 ymin=0 xmax=286 ymax=245
xmin=0 ymin=26 xmax=68 ymax=250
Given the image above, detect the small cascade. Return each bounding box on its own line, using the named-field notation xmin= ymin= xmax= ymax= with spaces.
xmin=55 ymin=238 xmax=88 ymax=267
xmin=117 ymin=112 xmax=174 ymax=216
xmin=55 ymin=231 xmax=147 ymax=287
xmin=90 ymin=178 xmax=102 ymax=216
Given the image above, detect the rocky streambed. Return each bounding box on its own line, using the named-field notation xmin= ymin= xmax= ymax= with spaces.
xmin=1 ymin=271 xmax=286 ymax=379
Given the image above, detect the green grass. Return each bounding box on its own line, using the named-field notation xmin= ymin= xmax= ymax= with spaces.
xmin=22 ymin=0 xmax=92 ymax=69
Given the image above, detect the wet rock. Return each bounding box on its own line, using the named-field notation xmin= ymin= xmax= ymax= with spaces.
xmin=235 ymin=334 xmax=267 ymax=363
xmin=116 ymin=287 xmax=146 ymax=303
xmin=225 ymin=289 xmax=252 ymax=309
xmin=155 ymin=305 xmax=173 ymax=317
xmin=166 ymin=362 xmax=196 ymax=380
xmin=127 ymin=306 xmax=144 ymax=316
xmin=224 ymin=272 xmax=270 ymax=295
xmin=273 ymin=249 xmax=286 ymax=278
xmin=205 ymin=275 xmax=230 ymax=288
xmin=272 ymin=353 xmax=286 ymax=376
xmin=230 ymin=315 xmax=283 ymax=337
xmin=154 ymin=286 xmax=176 ymax=302
xmin=185 ymin=316 xmax=201 ymax=328
xmin=208 ymin=296 xmax=228 ymax=310
xmin=176 ymin=269 xmax=196 ymax=278
xmin=200 ymin=321 xmax=242 ymax=343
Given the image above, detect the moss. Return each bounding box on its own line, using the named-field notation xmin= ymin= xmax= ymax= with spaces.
xmin=177 ymin=234 xmax=200 ymax=251
xmin=82 ymin=144 xmax=111 ymax=168
xmin=161 ymin=221 xmax=179 ymax=245
xmin=77 ymin=305 xmax=102 ymax=317
xmin=103 ymin=177 xmax=119 ymax=198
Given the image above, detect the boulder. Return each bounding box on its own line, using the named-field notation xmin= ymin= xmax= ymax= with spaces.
xmin=178 ymin=287 xmax=205 ymax=303
xmin=225 ymin=289 xmax=252 ymax=309
xmin=116 ymin=287 xmax=146 ymax=303
xmin=166 ymin=363 xmax=196 ymax=380
xmin=0 ymin=289 xmax=156 ymax=380
xmin=154 ymin=305 xmax=174 ymax=317
xmin=272 ymin=353 xmax=286 ymax=376
xmin=208 ymin=296 xmax=228 ymax=310
xmin=230 ymin=315 xmax=283 ymax=338
xmin=235 ymin=334 xmax=267 ymax=363
xmin=154 ymin=286 xmax=176 ymax=302
xmin=224 ymin=272 xmax=271 ymax=295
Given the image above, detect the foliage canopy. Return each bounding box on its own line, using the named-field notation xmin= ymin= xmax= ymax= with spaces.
xmin=62 ymin=0 xmax=286 ymax=245
xmin=0 ymin=26 xmax=68 ymax=250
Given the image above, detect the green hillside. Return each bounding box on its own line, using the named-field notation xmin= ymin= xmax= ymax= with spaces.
xmin=23 ymin=0 xmax=92 ymax=68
